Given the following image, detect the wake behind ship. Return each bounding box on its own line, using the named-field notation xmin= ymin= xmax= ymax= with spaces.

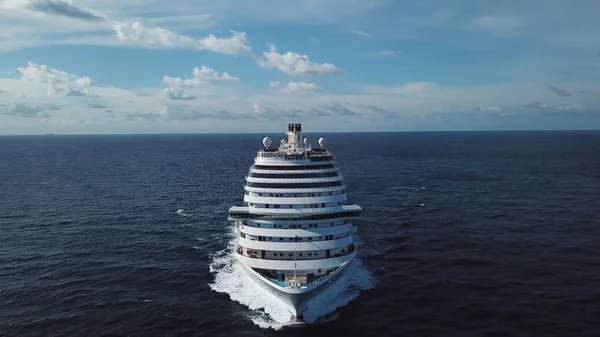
xmin=227 ymin=123 xmax=362 ymax=321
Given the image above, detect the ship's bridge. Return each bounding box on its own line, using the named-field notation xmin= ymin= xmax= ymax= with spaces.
xmin=256 ymin=123 xmax=333 ymax=163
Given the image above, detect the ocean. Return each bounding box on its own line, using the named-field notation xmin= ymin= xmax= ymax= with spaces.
xmin=1 ymin=131 xmax=599 ymax=337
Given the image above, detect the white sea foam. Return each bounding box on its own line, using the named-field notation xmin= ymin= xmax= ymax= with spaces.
xmin=176 ymin=209 xmax=192 ymax=217
xmin=208 ymin=228 xmax=376 ymax=330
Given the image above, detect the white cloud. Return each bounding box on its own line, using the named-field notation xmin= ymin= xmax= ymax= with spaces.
xmin=556 ymin=104 xmax=583 ymax=111
xmin=523 ymin=101 xmax=547 ymax=109
xmin=109 ymin=0 xmax=387 ymax=25
xmin=17 ymin=61 xmax=97 ymax=97
xmin=470 ymin=15 xmax=524 ymax=30
xmin=1 ymin=0 xmax=106 ymax=21
xmin=161 ymin=65 xmax=239 ymax=100
xmin=162 ymin=65 xmax=239 ymax=88
xmin=0 ymin=102 xmax=54 ymax=118
xmin=270 ymin=81 xmax=324 ymax=93
xmin=161 ymin=88 xmax=196 ymax=100
xmin=258 ymin=44 xmax=340 ymax=76
xmin=375 ymin=50 xmax=401 ymax=56
xmin=365 ymin=82 xmax=438 ymax=95
xmin=112 ymin=21 xmax=252 ymax=55
xmin=2 ymin=58 xmax=600 ymax=134
xmin=143 ymin=14 xmax=214 ymax=30
xmin=475 ymin=106 xmax=502 ymax=112
xmin=350 ymin=29 xmax=370 ymax=37
xmin=192 ymin=65 xmax=239 ymax=81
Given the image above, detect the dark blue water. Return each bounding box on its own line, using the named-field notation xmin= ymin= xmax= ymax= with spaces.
xmin=1 ymin=131 xmax=599 ymax=337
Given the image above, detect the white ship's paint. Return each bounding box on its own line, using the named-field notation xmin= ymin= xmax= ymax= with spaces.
xmin=228 ymin=123 xmax=362 ymax=320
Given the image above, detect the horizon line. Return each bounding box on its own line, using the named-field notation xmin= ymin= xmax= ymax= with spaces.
xmin=1 ymin=128 xmax=600 ymax=137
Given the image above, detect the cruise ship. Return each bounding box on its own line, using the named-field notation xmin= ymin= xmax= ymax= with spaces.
xmin=227 ymin=123 xmax=362 ymax=321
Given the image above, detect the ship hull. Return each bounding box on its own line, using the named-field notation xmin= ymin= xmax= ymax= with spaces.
xmin=236 ymin=254 xmax=353 ymax=319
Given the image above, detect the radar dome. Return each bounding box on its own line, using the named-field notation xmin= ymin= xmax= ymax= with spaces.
xmin=262 ymin=137 xmax=272 ymax=148
xmin=303 ymin=137 xmax=309 ymax=144
xmin=318 ymin=137 xmax=326 ymax=147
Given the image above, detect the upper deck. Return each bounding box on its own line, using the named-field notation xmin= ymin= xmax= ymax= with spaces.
xmin=256 ymin=123 xmax=334 ymax=164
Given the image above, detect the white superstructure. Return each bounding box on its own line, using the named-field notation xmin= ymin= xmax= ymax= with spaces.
xmin=228 ymin=123 xmax=362 ymax=321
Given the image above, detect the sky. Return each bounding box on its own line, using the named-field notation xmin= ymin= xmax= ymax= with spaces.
xmin=0 ymin=0 xmax=599 ymax=135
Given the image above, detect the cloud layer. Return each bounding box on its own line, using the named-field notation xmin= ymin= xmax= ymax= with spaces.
xmin=259 ymin=44 xmax=340 ymax=76
xmin=1 ymin=0 xmax=599 ymax=134
xmin=113 ymin=21 xmax=252 ymax=55
xmin=1 ymin=0 xmax=106 ymax=21
xmin=161 ymin=65 xmax=240 ymax=100
xmin=17 ymin=62 xmax=97 ymax=97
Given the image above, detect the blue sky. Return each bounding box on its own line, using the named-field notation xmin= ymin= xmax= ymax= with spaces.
xmin=0 ymin=0 xmax=599 ymax=134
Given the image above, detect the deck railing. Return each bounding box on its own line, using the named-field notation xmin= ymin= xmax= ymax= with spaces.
xmin=258 ymin=268 xmax=339 ymax=289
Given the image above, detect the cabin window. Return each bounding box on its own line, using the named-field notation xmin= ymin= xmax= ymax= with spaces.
xmin=289 ymin=253 xmax=293 ymax=257
xmin=299 ymin=253 xmax=303 ymax=256
xmin=308 ymin=253 xmax=312 ymax=256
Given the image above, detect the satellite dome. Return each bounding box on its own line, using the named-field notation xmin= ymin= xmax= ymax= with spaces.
xmin=318 ymin=137 xmax=326 ymax=147
xmin=303 ymin=137 xmax=309 ymax=144
xmin=263 ymin=136 xmax=272 ymax=148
